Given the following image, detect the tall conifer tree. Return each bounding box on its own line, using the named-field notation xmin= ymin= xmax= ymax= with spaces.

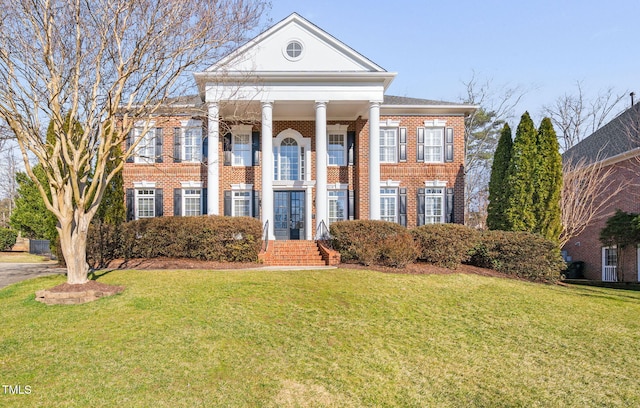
xmin=487 ymin=124 xmax=513 ymax=230
xmin=505 ymin=112 xmax=538 ymax=231
xmin=534 ymin=117 xmax=563 ymax=241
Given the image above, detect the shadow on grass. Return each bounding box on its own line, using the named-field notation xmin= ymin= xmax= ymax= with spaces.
xmin=88 ymin=269 xmax=118 ymax=281
xmin=568 ymin=285 xmax=640 ymax=303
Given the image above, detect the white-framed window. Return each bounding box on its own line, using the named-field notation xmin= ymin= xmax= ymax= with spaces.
xmin=136 ymin=189 xmax=155 ymax=219
xmin=135 ymin=127 xmax=155 ymax=164
xmin=275 ymin=137 xmax=303 ymax=181
xmin=328 ymin=133 xmax=346 ymax=166
xmin=425 ymin=128 xmax=444 ymax=162
xmin=380 ymin=188 xmax=397 ymax=223
xmin=328 ymin=190 xmax=347 ymax=225
xmin=182 ymin=189 xmax=201 ymax=216
xmin=425 ymin=187 xmax=444 ymax=224
xmin=232 ymin=191 xmax=252 ymax=217
xmin=380 ymin=128 xmax=398 ymax=163
xmin=232 ymin=133 xmax=251 ymax=166
xmin=182 ymin=126 xmax=202 ymax=162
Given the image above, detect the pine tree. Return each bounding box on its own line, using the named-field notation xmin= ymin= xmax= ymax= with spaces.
xmin=486 ymin=124 xmax=513 ymax=230
xmin=534 ymin=117 xmax=562 ymax=241
xmin=504 ymin=112 xmax=538 ymax=232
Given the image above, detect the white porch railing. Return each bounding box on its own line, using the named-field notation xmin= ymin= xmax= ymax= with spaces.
xmin=603 ymin=266 xmax=618 ymax=282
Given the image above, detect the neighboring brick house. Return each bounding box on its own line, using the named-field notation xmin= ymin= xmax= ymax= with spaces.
xmin=563 ymin=102 xmax=640 ymax=281
xmin=123 ymin=13 xmax=475 ymax=242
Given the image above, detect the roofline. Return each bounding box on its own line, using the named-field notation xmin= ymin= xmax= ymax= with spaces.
xmin=194 ymin=71 xmax=398 ymax=91
xmin=381 ymin=103 xmax=478 ymax=116
xmin=209 ymin=13 xmax=388 ymax=74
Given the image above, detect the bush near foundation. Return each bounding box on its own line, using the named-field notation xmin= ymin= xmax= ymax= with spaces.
xmin=330 ymin=220 xmax=417 ymax=268
xmin=0 ymin=228 xmax=18 ymax=251
xmin=87 ymin=216 xmax=262 ymax=265
xmin=411 ymin=224 xmax=481 ymax=269
xmin=468 ymin=230 xmax=564 ymax=282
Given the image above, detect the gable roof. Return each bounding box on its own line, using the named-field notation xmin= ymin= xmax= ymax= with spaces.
xmin=563 ymin=103 xmax=640 ymax=165
xmin=209 ymin=13 xmax=388 ymax=74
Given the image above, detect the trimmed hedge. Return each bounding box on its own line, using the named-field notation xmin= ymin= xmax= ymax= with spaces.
xmin=87 ymin=216 xmax=262 ymax=266
xmin=330 ymin=220 xmax=417 ymax=268
xmin=468 ymin=230 xmax=564 ymax=282
xmin=0 ymin=228 xmax=18 ymax=251
xmin=412 ymin=224 xmax=481 ymax=269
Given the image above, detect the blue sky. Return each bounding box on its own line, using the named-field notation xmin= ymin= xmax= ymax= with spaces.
xmin=264 ymin=0 xmax=639 ymax=123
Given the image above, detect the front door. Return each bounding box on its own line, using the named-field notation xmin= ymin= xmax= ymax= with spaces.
xmin=274 ymin=191 xmax=305 ymax=240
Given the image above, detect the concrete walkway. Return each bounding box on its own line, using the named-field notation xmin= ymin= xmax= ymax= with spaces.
xmin=0 ymin=262 xmax=66 ymax=290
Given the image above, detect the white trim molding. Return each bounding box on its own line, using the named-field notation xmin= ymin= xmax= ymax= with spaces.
xmin=424 ymin=119 xmax=447 ymax=127
xmin=425 ymin=180 xmax=447 ymax=187
xmin=133 ymin=181 xmax=156 ymax=188
xmin=181 ymin=181 xmax=203 ymax=189
xmin=381 ymin=179 xmax=401 ymax=188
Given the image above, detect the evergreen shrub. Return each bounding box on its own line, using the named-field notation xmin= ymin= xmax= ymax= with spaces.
xmin=469 ymin=230 xmax=564 ymax=282
xmin=412 ymin=224 xmax=480 ymax=269
xmin=330 ymin=220 xmax=417 ymax=267
xmin=87 ymin=216 xmax=262 ymax=264
xmin=0 ymin=228 xmax=18 ymax=251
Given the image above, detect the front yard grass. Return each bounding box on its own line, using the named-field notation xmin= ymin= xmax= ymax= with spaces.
xmin=1 ymin=269 xmax=640 ymax=407
xmin=0 ymin=251 xmax=52 ymax=263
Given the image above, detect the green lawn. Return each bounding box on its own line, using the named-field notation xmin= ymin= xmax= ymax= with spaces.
xmin=1 ymin=269 xmax=640 ymax=407
xmin=0 ymin=252 xmax=52 ymax=263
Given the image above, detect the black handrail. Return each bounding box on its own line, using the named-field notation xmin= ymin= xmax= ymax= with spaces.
xmin=315 ymin=220 xmax=331 ymax=244
xmin=261 ymin=220 xmax=269 ymax=252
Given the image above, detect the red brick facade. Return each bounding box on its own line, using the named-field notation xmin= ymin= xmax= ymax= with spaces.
xmin=124 ymin=113 xmax=467 ymax=228
xmin=564 ymin=157 xmax=640 ymax=281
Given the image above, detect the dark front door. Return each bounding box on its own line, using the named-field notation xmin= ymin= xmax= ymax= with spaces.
xmin=274 ymin=191 xmax=305 ymax=240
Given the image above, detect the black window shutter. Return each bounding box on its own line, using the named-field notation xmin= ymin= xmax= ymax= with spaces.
xmin=399 ymin=188 xmax=407 ymax=227
xmin=155 ymin=189 xmax=163 ymax=217
xmin=252 ymin=131 xmax=261 ymax=166
xmin=126 ymin=188 xmax=134 ymax=221
xmin=173 ymin=128 xmax=182 ymax=163
xmin=125 ymin=130 xmax=134 ymax=163
xmin=399 ymin=128 xmax=407 ymax=162
xmin=223 ymin=190 xmax=231 ymax=216
xmin=155 ymin=128 xmax=163 ymax=163
xmin=445 ymin=128 xmax=454 ymax=162
xmin=223 ymin=133 xmax=232 ymax=166
xmin=253 ymin=190 xmax=260 ymax=219
xmin=202 ymin=135 xmax=208 ymax=163
xmin=173 ymin=188 xmax=182 ymax=216
xmin=348 ymin=189 xmax=355 ymax=220
xmin=202 ymin=188 xmax=208 ymax=215
xmin=446 ymin=188 xmax=454 ymax=223
xmin=417 ymin=127 xmax=425 ymax=162
xmin=347 ymin=131 xmax=356 ymax=165
xmin=417 ymin=188 xmax=425 ymax=226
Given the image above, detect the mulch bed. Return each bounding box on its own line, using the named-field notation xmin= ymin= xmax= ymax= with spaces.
xmin=47 ymin=280 xmax=125 ymax=294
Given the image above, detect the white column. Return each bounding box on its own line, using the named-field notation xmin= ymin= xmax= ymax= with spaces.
xmin=315 ymin=101 xmax=328 ymax=237
xmin=207 ymin=102 xmax=219 ymax=215
xmin=261 ymin=101 xmax=275 ymax=240
xmin=368 ymin=101 xmax=381 ymax=220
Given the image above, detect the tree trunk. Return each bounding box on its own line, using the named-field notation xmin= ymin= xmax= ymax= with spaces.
xmin=58 ymin=211 xmax=91 ymax=285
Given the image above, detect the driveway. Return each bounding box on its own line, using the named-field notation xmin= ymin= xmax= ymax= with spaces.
xmin=0 ymin=262 xmax=66 ymax=290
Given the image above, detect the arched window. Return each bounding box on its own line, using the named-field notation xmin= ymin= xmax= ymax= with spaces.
xmin=274 ymin=137 xmax=305 ymax=181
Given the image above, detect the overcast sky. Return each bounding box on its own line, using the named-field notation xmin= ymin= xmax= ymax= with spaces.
xmin=265 ymin=0 xmax=639 ymax=125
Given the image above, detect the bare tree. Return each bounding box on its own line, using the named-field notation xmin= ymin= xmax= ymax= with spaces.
xmin=0 ymin=145 xmax=20 ymax=220
xmin=0 ymin=0 xmax=267 ymax=284
xmin=543 ymin=81 xmax=627 ymax=152
xmin=560 ymin=153 xmax=628 ymax=248
xmin=462 ymin=73 xmax=526 ymax=227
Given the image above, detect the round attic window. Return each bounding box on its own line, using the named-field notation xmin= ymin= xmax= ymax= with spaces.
xmin=284 ymin=40 xmax=303 ymax=61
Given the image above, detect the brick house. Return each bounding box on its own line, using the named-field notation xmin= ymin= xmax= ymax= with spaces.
xmin=563 ymin=102 xmax=640 ymax=281
xmin=123 ymin=13 xmax=475 ymax=246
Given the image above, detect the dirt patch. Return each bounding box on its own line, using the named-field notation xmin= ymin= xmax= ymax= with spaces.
xmin=36 ymin=281 xmax=124 ymax=305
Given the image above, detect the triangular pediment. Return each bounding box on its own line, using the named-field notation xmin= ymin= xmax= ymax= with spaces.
xmin=209 ymin=13 xmax=386 ymax=73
